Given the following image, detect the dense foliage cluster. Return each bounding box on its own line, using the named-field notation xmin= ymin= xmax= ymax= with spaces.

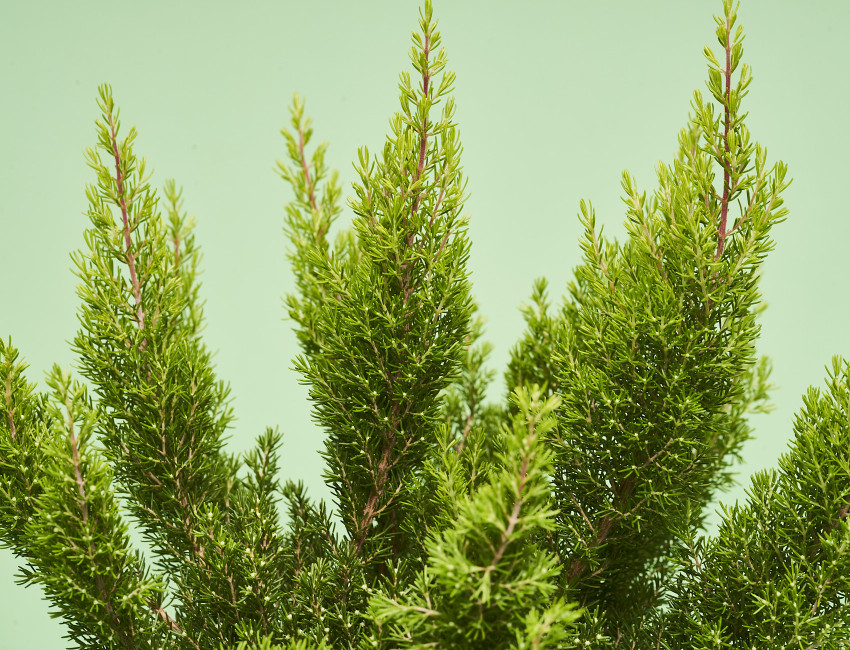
xmin=1 ymin=1 xmax=847 ymax=648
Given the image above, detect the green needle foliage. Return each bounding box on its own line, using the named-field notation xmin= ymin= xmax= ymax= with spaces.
xmin=1 ymin=1 xmax=847 ymax=648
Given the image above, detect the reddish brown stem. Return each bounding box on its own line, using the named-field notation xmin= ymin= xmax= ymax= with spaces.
xmin=565 ymin=476 xmax=635 ymax=585
xmin=355 ymin=34 xmax=435 ymax=556
xmin=298 ymin=126 xmax=318 ymax=212
xmin=63 ymin=391 xmax=132 ymax=648
xmin=149 ymin=601 xmax=187 ymax=639
xmin=108 ymin=111 xmax=145 ymax=331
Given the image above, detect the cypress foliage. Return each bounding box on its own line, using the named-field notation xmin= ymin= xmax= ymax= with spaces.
xmin=1 ymin=1 xmax=847 ymax=648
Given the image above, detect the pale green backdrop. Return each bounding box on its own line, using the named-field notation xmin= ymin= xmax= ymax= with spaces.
xmin=1 ymin=0 xmax=848 ymax=646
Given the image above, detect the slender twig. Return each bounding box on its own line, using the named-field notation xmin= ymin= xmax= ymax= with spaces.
xmin=713 ymin=12 xmax=733 ymax=262
xmin=298 ymin=125 xmax=318 ymax=213
xmin=62 ymin=387 xmax=132 ymax=648
xmin=4 ymin=372 xmax=16 ymax=440
xmin=107 ymin=110 xmax=145 ymax=332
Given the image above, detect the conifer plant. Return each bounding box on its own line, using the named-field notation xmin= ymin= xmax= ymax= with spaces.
xmin=2 ymin=0 xmax=848 ymax=647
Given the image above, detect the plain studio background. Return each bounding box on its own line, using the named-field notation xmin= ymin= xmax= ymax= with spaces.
xmin=1 ymin=0 xmax=848 ymax=645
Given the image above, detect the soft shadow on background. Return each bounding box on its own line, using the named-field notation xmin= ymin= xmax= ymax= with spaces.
xmin=2 ymin=1 xmax=848 ymax=645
